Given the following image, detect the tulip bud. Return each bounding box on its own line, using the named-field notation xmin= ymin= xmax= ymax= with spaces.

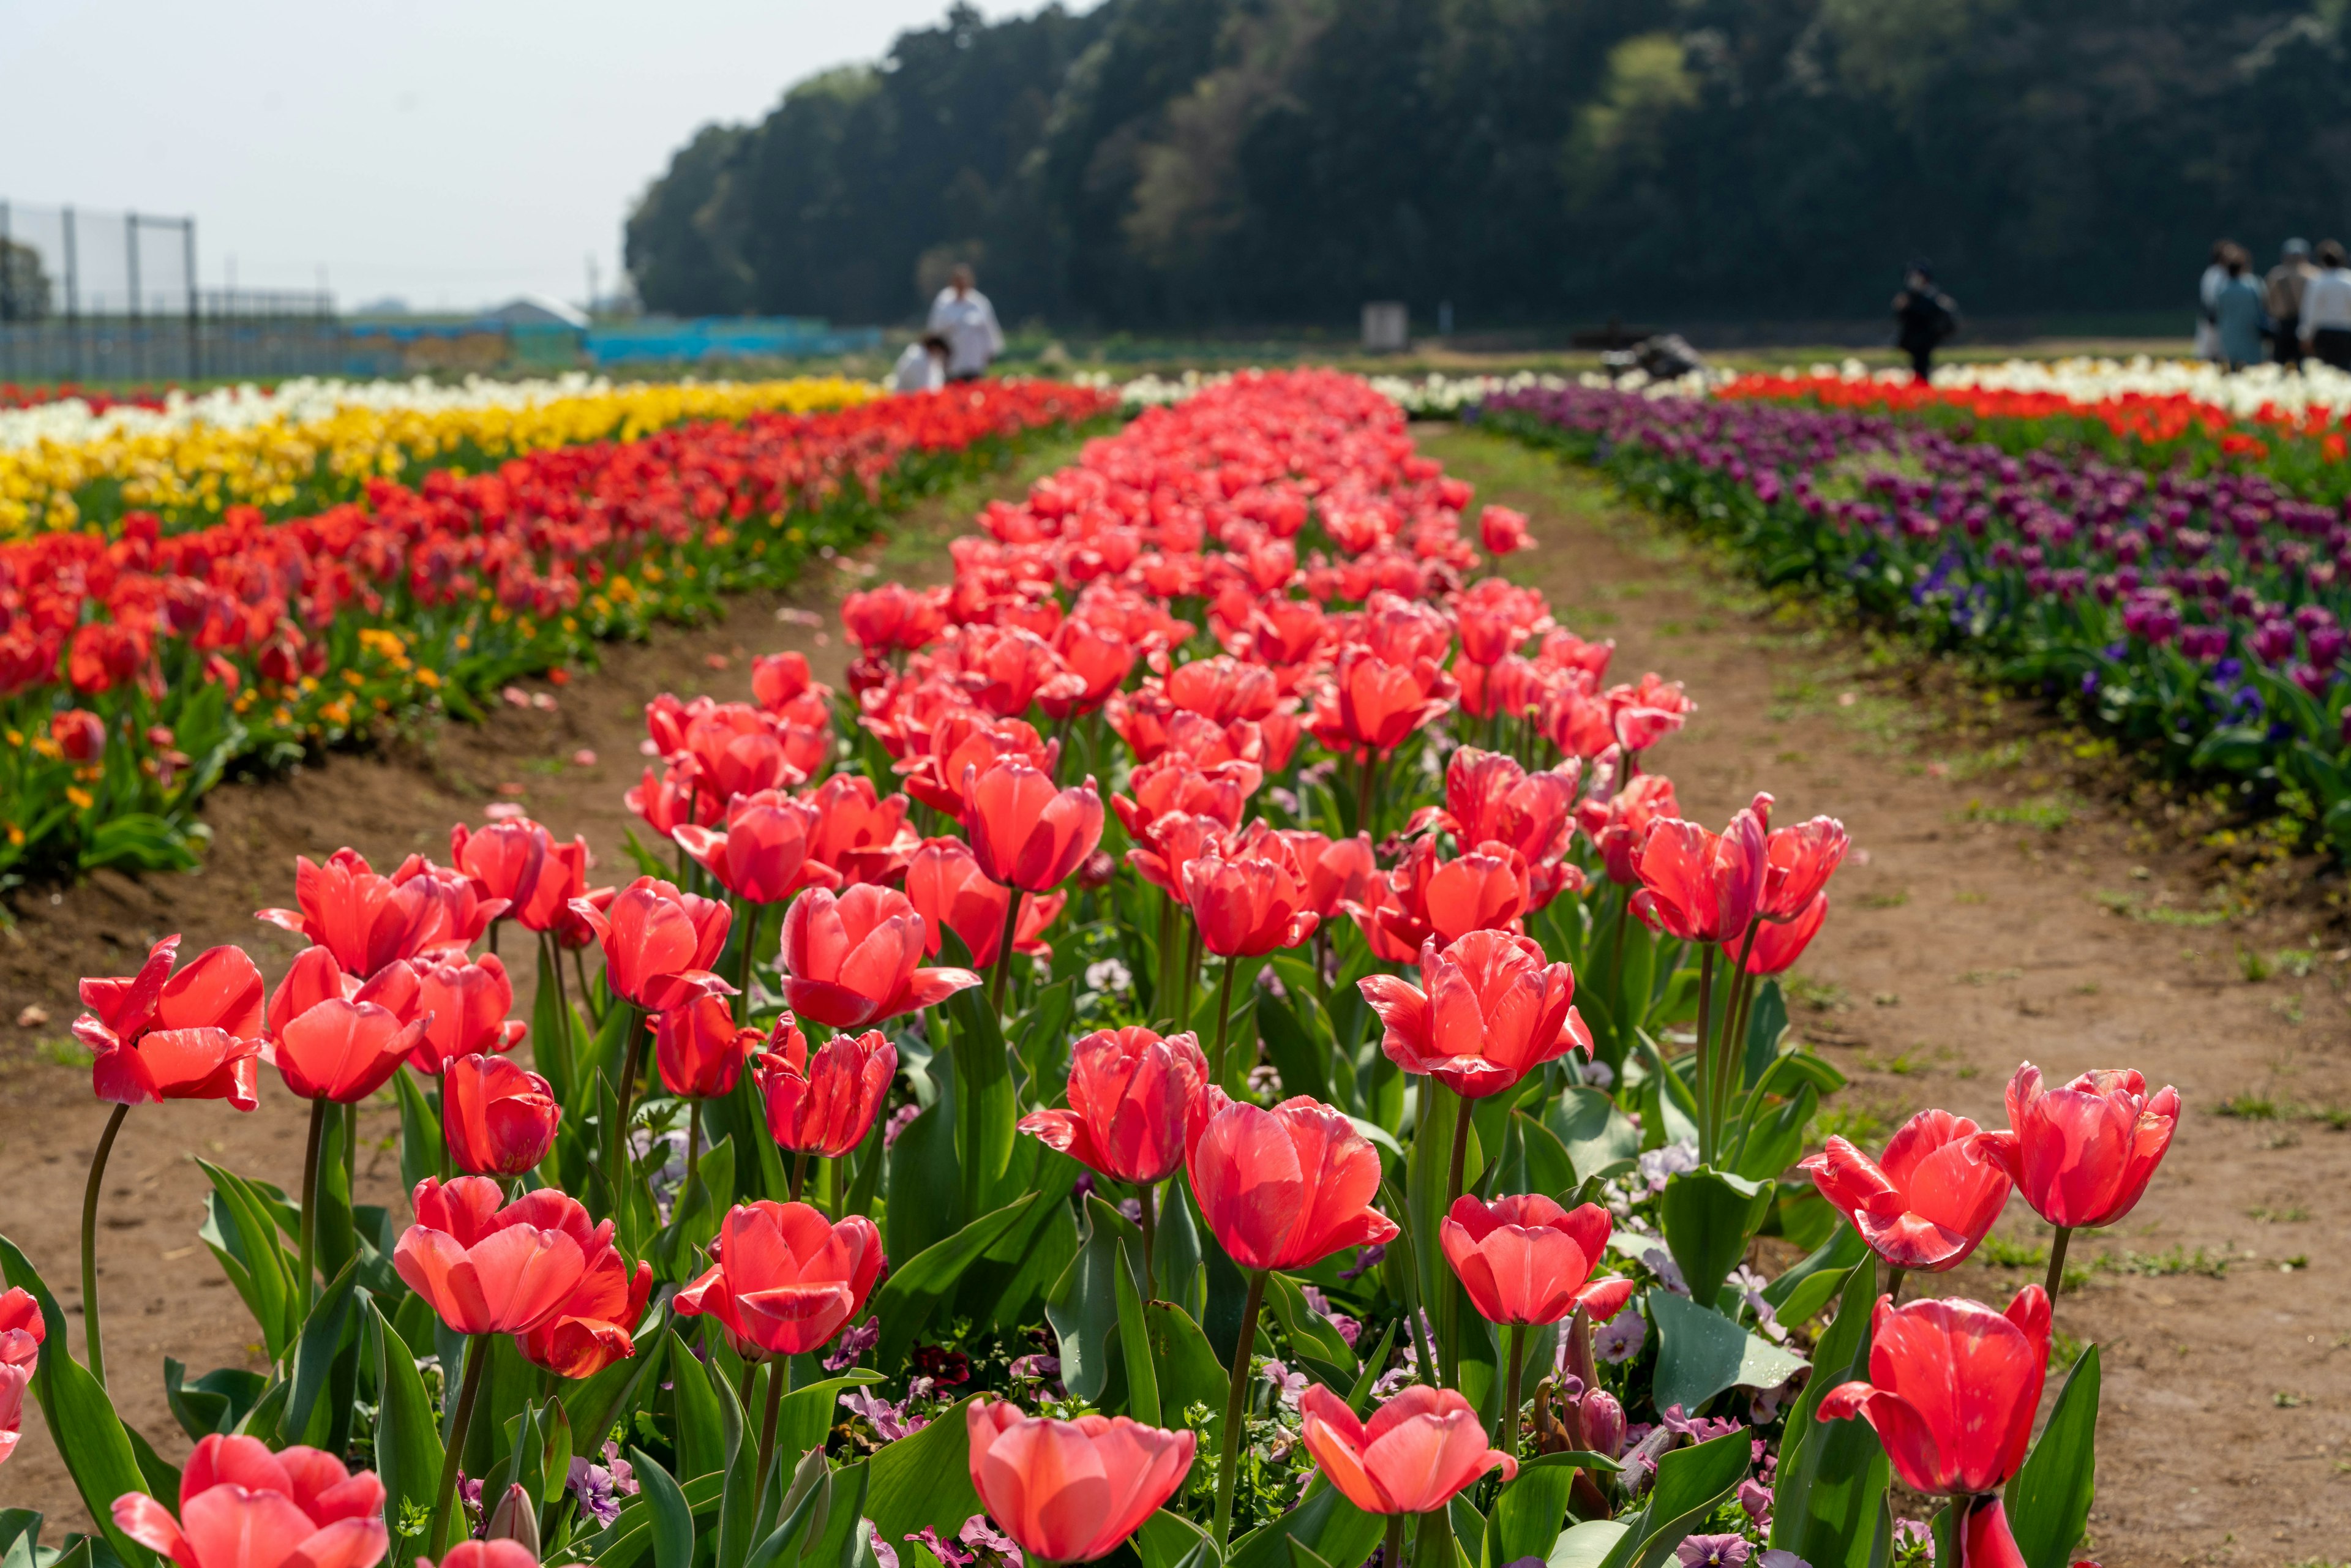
xmin=1577 ymin=1389 xmax=1625 ymax=1458
xmin=1076 ymin=849 xmax=1117 ymax=889
xmin=486 ymin=1482 xmax=541 ymax=1556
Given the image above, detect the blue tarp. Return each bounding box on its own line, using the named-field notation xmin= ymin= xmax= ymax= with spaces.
xmin=585 ymin=317 xmax=881 ymax=365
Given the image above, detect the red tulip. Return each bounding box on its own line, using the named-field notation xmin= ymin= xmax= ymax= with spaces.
xmin=1439 ymin=1195 xmax=1633 ymax=1326
xmin=430 ymin=1547 xmax=538 ymax=1568
xmin=1166 ymin=656 xmax=1279 ymax=723
xmin=0 ymin=1289 xmax=43 ymax=1470
xmin=1608 ymin=673 xmax=1695 ymax=752
xmin=1359 ymin=929 xmax=1591 ymax=1099
xmin=1124 ymin=812 xmax=1230 ymax=902
xmin=1421 ymin=841 xmax=1534 ymax=943
xmin=966 ymin=1399 xmax=1196 ymax=1563
xmin=1113 ymin=756 xmax=1261 ymax=837
xmin=652 ymin=991 xmax=762 ymax=1100
xmin=1016 ymin=1027 xmax=1208 ymax=1186
xmin=407 ymin=956 xmax=527 ymax=1073
xmin=1434 ymin=748 xmax=1579 ymax=871
xmin=1731 ymin=893 xmax=1827 ymax=975
xmin=393 ymin=857 xmax=506 ymax=958
xmin=518 ymin=1244 xmax=652 ymax=1381
xmin=51 ymin=708 xmax=106 ymax=762
xmin=963 ymin=756 xmax=1105 ymax=893
xmin=778 ymin=884 xmax=981 ymax=1028
xmin=1818 ymin=1285 xmax=2051 ymax=1496
xmin=257 ymin=849 xmax=440 ymax=978
xmin=681 ymin=705 xmax=803 ymax=803
xmin=266 ymin=946 xmax=419 ymax=1038
xmin=1180 ymin=844 xmax=1319 ymax=958
xmin=905 ymin=836 xmax=1064 ymax=967
xmin=1285 ymin=831 xmax=1378 ymax=920
xmin=672 ymin=789 xmax=839 ymax=906
xmin=625 ymin=761 xmax=711 ymax=841
xmin=754 ymin=1019 xmax=897 ymax=1157
xmin=569 ymin=877 xmax=732 ymax=1009
xmin=442 ymin=1054 xmax=560 ymax=1177
xmin=274 ymin=996 xmax=429 ymax=1104
xmin=1996 ymin=1063 xmax=2179 ymax=1231
xmin=113 ymin=1435 xmax=389 ymax=1568
xmin=1311 ymin=644 xmax=1457 ymax=757
xmin=1478 ymin=505 xmax=1533 ymax=555
xmin=800 ymin=774 xmax=920 ymax=885
xmin=1297 ymin=1384 xmax=1515 ymax=1515
xmin=751 ymin=650 xmax=820 ymax=713
xmin=1039 ymin=617 xmax=1137 ymax=719
xmin=1799 ymin=1109 xmax=2017 ymax=1273
xmin=1577 ymin=773 xmax=1678 ymax=887
xmin=1763 ymin=813 xmax=1848 ymax=920
xmin=672 ymin=1201 xmax=884 ymax=1358
xmin=1185 ymin=1090 xmax=1398 ymax=1271
xmin=76 ymin=934 xmax=267 ymax=1111
xmin=394 ymin=1178 xmax=606 ymax=1335
xmin=450 ymin=819 xmax=547 ymax=917
xmin=842 ymin=581 xmax=950 ymax=653
xmin=1632 ymin=801 xmax=1769 ymax=943
xmin=1959 ymin=1499 xmax=2030 ymax=1568
xmin=509 ymin=833 xmax=593 ymax=935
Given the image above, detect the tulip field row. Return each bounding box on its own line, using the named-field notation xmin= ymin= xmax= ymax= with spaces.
xmin=1472 ymin=377 xmax=2351 ymax=860
xmin=0 ymin=367 xmax=2148 ymax=1568
xmin=0 ymin=380 xmax=1112 ymax=879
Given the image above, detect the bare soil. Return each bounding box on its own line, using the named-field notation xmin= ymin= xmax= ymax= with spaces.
xmin=1 ymin=420 xmax=2339 ymax=1563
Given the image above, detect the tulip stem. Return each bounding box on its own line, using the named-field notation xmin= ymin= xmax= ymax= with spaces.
xmin=343 ymin=1102 xmax=359 ymax=1221
xmin=686 ymin=1105 xmax=701 ymax=1196
xmin=1884 ymin=1267 xmax=1905 ymax=1308
xmin=1136 ymin=1184 xmax=1158 ymax=1303
xmin=608 ymin=1007 xmax=647 ymax=1209
xmin=1379 ymin=1512 xmax=1404 ymax=1568
xmin=1440 ymin=1094 xmax=1475 ymax=1390
xmin=1212 ymin=1269 xmax=1269 ymax=1552
xmin=733 ymin=898 xmax=756 ymax=1026
xmin=1155 ymin=896 xmax=1179 ymax=1029
xmin=1716 ymin=931 xmax=1760 ymax=1152
xmin=543 ymin=931 xmax=577 ymax=1090
xmin=989 ymin=894 xmax=1024 ymax=1014
xmin=571 ymin=945 xmax=601 ymax=1029
xmin=1692 ymin=946 xmax=1717 ymax=1167
xmin=1208 ymin=961 xmax=1239 ymax=1090
xmin=751 ymin=1355 xmax=786 ymax=1529
xmin=430 ymin=1332 xmax=493 ymax=1555
xmin=298 ymin=1096 xmax=329 ymax=1310
xmin=1498 ymin=1323 xmax=1526 ymax=1463
xmin=78 ymin=1101 xmax=129 ymax=1389
xmin=1357 ymin=755 xmax=1378 ymax=839
xmin=2044 ymin=1227 xmax=2073 ymax=1302
xmin=790 ymin=1149 xmax=810 ymax=1202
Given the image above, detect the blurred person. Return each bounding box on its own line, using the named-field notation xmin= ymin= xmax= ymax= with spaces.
xmin=1892 ymin=263 xmax=1958 ymax=381
xmin=891 ymin=333 xmax=949 ymax=394
xmin=2196 ymin=240 xmax=2235 ymax=361
xmin=2267 ymin=238 xmax=2315 ymax=370
xmin=2214 ymin=249 xmax=2267 ymax=371
xmin=927 ymin=264 xmax=1003 ymax=382
xmin=2301 ymin=240 xmax=2351 ymax=372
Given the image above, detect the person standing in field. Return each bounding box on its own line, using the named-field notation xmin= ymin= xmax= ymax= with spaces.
xmin=891 ymin=333 xmax=948 ymax=393
xmin=2266 ymin=238 xmax=2315 ymax=370
xmin=2300 ymin=241 xmax=2351 ymax=372
xmin=2195 ymin=240 xmax=2234 ymax=362
xmin=1892 ymin=263 xmax=1958 ymax=381
xmin=2214 ymin=249 xmax=2268 ymax=371
xmin=927 ymin=264 xmax=1003 ymax=383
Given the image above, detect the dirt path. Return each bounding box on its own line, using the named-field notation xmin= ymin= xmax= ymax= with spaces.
xmin=0 ymin=433 xmax=1089 ymax=1534
xmin=1425 ymin=426 xmax=2351 ymax=1566
xmin=3 ymin=418 xmax=2339 ymax=1561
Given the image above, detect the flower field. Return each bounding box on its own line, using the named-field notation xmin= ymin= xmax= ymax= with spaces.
xmin=0 ymin=369 xmax=2150 ymax=1568
xmin=0 ymin=380 xmax=1108 ymax=879
xmin=1473 ymin=374 xmax=2351 ymax=859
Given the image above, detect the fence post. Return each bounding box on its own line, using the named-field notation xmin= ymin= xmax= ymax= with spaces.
xmin=0 ymin=199 xmax=11 ymax=380
xmin=63 ymin=204 xmax=80 ymax=381
xmin=183 ymin=216 xmax=200 ymax=383
xmin=127 ymin=209 xmax=144 ymax=384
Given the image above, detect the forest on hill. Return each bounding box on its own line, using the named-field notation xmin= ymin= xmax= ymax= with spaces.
xmin=623 ymin=0 xmax=2351 ymax=332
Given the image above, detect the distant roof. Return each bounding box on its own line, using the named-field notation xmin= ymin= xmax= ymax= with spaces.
xmin=479 ymin=293 xmax=588 ymax=328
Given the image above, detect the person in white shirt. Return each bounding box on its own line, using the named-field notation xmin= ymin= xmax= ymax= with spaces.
xmin=926 ymin=265 xmax=1003 ymax=381
xmin=891 ymin=334 xmax=948 ymax=394
xmin=2299 ymin=239 xmax=2351 ymax=372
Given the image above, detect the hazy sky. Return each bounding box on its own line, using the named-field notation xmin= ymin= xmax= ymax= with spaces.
xmin=0 ymin=0 xmax=1046 ymax=314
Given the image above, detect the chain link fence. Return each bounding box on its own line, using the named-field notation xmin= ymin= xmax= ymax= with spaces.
xmin=0 ymin=200 xmax=342 ymax=383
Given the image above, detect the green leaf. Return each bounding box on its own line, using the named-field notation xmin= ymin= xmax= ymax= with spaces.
xmin=1258 ymin=986 xmax=1333 ymax=1106
xmin=1646 ymin=1289 xmax=1806 ymax=1424
xmin=1142 ymin=1300 xmax=1231 ymax=1417
xmin=1011 ymin=978 xmax=1076 ymax=1104
xmin=282 ymin=1259 xmax=358 ymax=1446
xmin=672 ymin=1325 xmax=730 ymax=1484
xmin=1115 ymin=1237 xmax=1161 ymax=1426
xmin=871 ymin=1193 xmax=1040 ymax=1376
xmin=557 ymin=1318 xmax=669 ymax=1465
xmin=1547 ymin=1522 xmax=1630 ymax=1568
xmin=1600 ymin=1430 xmax=1748 ymax=1568
xmin=885 ymin=1076 xmax=962 ymax=1266
xmin=1229 ymin=1480 xmax=1381 ymax=1568
xmin=195 ymin=1161 xmax=302 ymax=1359
xmin=1264 ymin=1271 xmax=1357 ymax=1376
xmin=629 ymin=1447 xmax=697 ymax=1568
xmin=1763 ymin=1225 xmax=1867 ymax=1319
xmin=1658 ymin=1167 xmax=1772 ymax=1308
xmin=0 ymin=1235 xmax=154 ymax=1568
xmin=2005 ymin=1345 xmax=2100 ymax=1568
xmin=945 ymin=986 xmax=1019 ymax=1217
xmin=1134 ymin=1510 xmax=1208 ymax=1568
xmin=775 ymin=1371 xmax=885 ymax=1468
xmin=1488 ymin=1460 xmax=1578 ymax=1568
xmin=865 ymin=1394 xmax=986 ymax=1548
xmin=1739 ymin=980 xmax=1788 ymax=1088
xmin=394 ymin=1070 xmax=444 ymax=1196
xmin=1543 ymin=1088 xmax=1638 ymax=1184
xmin=163 ymin=1359 xmax=268 ymax=1441
xmin=1731 ymin=1083 xmax=1818 ymax=1184
xmin=1154 ymin=1174 xmax=1205 ymax=1322
xmin=1045 ymin=1196 xmax=1133 ymax=1403
xmin=1769 ymin=1261 xmax=1889 ymax=1568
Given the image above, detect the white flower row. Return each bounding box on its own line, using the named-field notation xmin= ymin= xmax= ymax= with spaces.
xmin=1778 ymin=354 xmax=2351 ymax=423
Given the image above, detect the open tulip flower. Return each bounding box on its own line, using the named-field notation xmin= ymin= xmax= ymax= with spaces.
xmin=1578 ymin=771 xmax=1679 ymax=887
xmin=519 ymin=1243 xmax=653 ymax=1381
xmin=1186 ymin=1090 xmax=1398 ymax=1273
xmin=652 ymin=990 xmax=762 ymax=1101
xmin=449 ymin=818 xmax=548 ymax=924
xmin=672 ymin=1200 xmax=884 ymax=1359
xmin=1439 ymin=1195 xmax=1632 ymax=1327
xmin=963 ymin=754 xmax=1106 ymax=892
xmin=778 ymin=883 xmax=981 ymax=1028
xmin=430 ymin=1547 xmax=538 ymax=1568
xmin=754 ymin=1019 xmax=898 ymax=1161
xmin=1730 ymin=893 xmax=1827 ymax=976
xmin=114 ymin=1435 xmax=388 ymax=1568
xmin=0 ymin=1288 xmax=43 ymax=1471
xmin=257 ymin=847 xmax=441 ymax=978
xmin=906 ymin=835 xmax=1066 ymax=967
xmin=442 ymin=1054 xmax=561 ymax=1178
xmin=76 ymin=934 xmax=267 ymax=1110
xmin=966 ymin=1398 xmax=1196 ymax=1564
xmin=1180 ymin=842 xmax=1318 ymax=958
xmin=393 ymin=1177 xmax=607 ymax=1337
xmin=801 ymin=774 xmax=921 ymax=885
xmin=1298 ymin=1384 xmax=1516 ymax=1515
xmin=1998 ymin=1062 xmax=2179 ymax=1231
xmin=1631 ymin=803 xmax=1768 ymax=944
xmin=271 ymin=994 xmax=429 ymax=1105
xmin=1018 ymin=1027 xmax=1206 ymax=1188
xmin=672 ymin=789 xmax=839 ymax=906
xmin=569 ymin=876 xmax=732 ymax=1010
xmin=1801 ymin=1109 xmax=2016 ymax=1277
xmin=1761 ymin=811 xmax=1848 ymax=919
xmin=1360 ymin=929 xmax=1590 ymax=1100
xmin=1819 ymin=1285 xmax=2051 ymax=1498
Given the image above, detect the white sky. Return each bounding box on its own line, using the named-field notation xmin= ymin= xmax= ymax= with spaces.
xmin=0 ymin=0 xmax=1049 ymax=314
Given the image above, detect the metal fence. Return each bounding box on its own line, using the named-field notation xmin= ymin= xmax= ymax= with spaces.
xmin=0 ymin=200 xmax=343 ymax=383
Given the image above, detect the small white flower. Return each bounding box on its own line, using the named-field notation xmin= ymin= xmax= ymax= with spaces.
xmin=1083 ymin=958 xmax=1132 ymax=996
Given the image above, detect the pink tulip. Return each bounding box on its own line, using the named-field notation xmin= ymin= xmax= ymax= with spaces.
xmin=966 ymin=1398 xmax=1195 ymax=1562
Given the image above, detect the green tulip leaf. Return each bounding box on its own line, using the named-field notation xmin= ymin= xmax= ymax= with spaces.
xmin=2006 ymin=1344 xmax=2101 ymax=1568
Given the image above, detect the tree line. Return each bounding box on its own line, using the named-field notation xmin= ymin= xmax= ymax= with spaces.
xmin=622 ymin=0 xmax=2351 ymax=333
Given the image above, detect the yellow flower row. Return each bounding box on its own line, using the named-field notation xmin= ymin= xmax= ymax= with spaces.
xmin=0 ymin=375 xmax=877 ymax=539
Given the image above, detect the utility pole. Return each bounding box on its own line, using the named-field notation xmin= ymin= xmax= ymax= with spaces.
xmin=587 ymin=253 xmax=599 ymax=318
